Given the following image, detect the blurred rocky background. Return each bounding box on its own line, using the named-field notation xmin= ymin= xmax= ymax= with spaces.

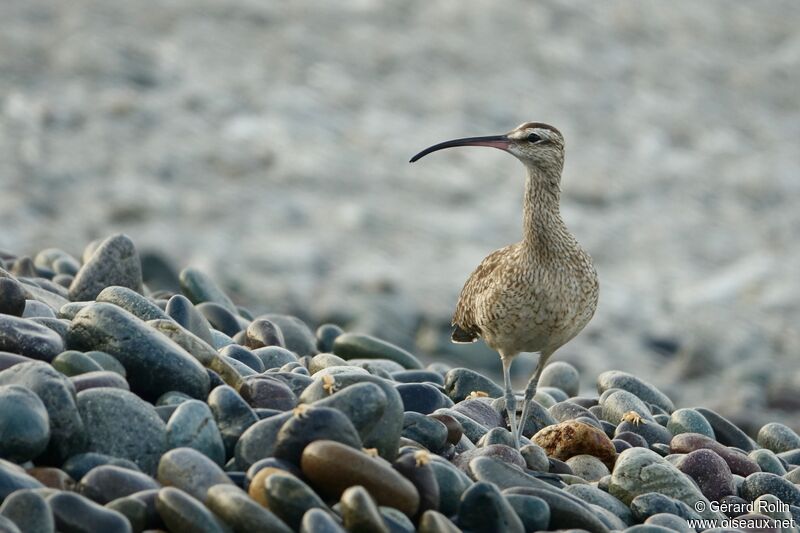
xmin=1 ymin=1 xmax=798 ymax=431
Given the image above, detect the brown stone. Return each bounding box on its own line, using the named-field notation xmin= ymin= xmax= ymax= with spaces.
xmin=671 ymin=433 xmax=760 ymax=477
xmin=26 ymin=467 xmax=76 ymax=491
xmin=532 ymin=421 xmax=617 ymax=469
xmin=248 ymin=467 xmax=285 ymax=507
xmin=301 ymin=440 xmax=419 ymax=517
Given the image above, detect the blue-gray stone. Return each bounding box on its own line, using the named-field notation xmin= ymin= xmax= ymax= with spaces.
xmin=0 ymin=361 xmax=86 ymax=463
xmin=274 ymin=406 xmax=362 ymax=465
xmin=540 ymin=361 xmax=580 ymax=397
xmin=666 ymin=408 xmax=715 ymax=439
xmin=260 ymin=314 xmax=318 ymax=356
xmin=166 ymin=400 xmax=225 ymax=466
xmin=0 ymin=459 xmax=44 ymax=500
xmin=629 ymin=492 xmax=702 ymax=522
xmin=0 ymin=489 xmax=54 ymax=533
xmin=444 ymin=368 xmax=503 ymax=402
xmin=391 ymin=370 xmax=445 ymax=386
xmin=78 ymin=465 xmax=161 ymax=504
xmin=235 ymin=411 xmax=294 ymax=469
xmin=206 ymin=483 xmax=292 ymax=533
xmin=565 ymin=483 xmax=633 ymax=525
xmin=22 ymin=299 xmax=56 ymax=318
xmin=300 ymin=508 xmax=346 ymax=533
xmin=397 ymin=383 xmax=448 ymax=415
xmin=62 ymin=452 xmax=141 ymax=481
xmin=96 ymin=286 xmax=168 ymax=322
xmin=0 ymin=278 xmax=26 ymax=317
xmin=402 ymin=412 xmax=448 ymax=453
xmin=252 ymin=346 xmax=298 ymax=370
xmin=69 ymin=234 xmax=143 ymax=301
xmin=207 ymin=385 xmax=259 ymax=459
xmin=217 ymin=345 xmax=264 ymax=372
xmin=156 ymin=447 xmax=234 ymax=502
xmin=51 ymin=350 xmax=104 ymax=376
xmin=749 ymin=449 xmax=787 ymax=476
xmin=457 ymin=482 xmax=524 ymax=533
xmin=68 ymin=303 xmax=210 ymax=401
xmin=0 ymin=315 xmax=64 ymax=361
xmin=197 ymin=302 xmax=246 ymax=337
xmin=315 ymin=324 xmax=343 ymax=354
xmin=503 ymin=486 xmax=610 ymax=533
xmin=165 ymin=294 xmax=215 ymax=346
xmin=77 ymin=387 xmax=166 ymax=475
xmin=740 ymin=472 xmax=800 ymax=506
xmin=179 ymin=267 xmax=237 ymax=315
xmin=264 ymin=473 xmax=330 ymax=531
xmin=694 ymin=407 xmax=757 ymax=452
xmin=505 ymin=494 xmax=550 ymax=533
xmin=757 ymin=423 xmax=800 ymax=454
xmin=0 ymin=384 xmax=50 ymax=462
xmin=428 ymin=457 xmax=473 ymax=517
xmin=597 ymin=371 xmax=674 ymax=413
xmin=156 ymin=486 xmax=229 ymax=533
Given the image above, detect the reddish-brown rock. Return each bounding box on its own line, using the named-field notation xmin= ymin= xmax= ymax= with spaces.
xmin=532 ymin=421 xmax=617 ymax=469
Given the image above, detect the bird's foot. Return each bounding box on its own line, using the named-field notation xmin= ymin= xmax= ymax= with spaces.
xmin=621 ymin=411 xmax=646 ymax=426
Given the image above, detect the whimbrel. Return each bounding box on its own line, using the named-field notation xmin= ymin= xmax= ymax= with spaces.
xmin=410 ymin=122 xmax=599 ymax=446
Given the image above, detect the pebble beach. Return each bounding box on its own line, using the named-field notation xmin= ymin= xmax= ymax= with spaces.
xmin=1 ymin=233 xmax=799 ymax=532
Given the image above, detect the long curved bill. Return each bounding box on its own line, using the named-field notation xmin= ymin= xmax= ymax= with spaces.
xmin=409 ymin=135 xmax=510 ymax=163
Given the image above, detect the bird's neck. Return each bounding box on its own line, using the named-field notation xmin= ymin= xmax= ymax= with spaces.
xmin=522 ymin=164 xmax=569 ymax=252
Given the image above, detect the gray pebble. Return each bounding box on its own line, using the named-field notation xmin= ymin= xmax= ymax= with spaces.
xmin=69 ymin=234 xmax=143 ymax=301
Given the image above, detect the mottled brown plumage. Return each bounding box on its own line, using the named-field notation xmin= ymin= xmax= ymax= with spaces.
xmin=410 ymin=122 xmax=599 ymax=446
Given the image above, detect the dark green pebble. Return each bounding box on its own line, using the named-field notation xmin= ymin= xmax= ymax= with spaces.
xmin=265 ymin=473 xmax=331 ymax=531
xmin=0 ymin=278 xmax=27 ymax=316
xmin=155 ymin=486 xmax=229 ymax=533
xmin=48 ymin=491 xmax=132 ymax=533
xmin=51 ymin=350 xmax=104 ymax=376
xmin=166 ymin=400 xmax=226 ymax=466
xmin=332 ymin=332 xmax=423 ymax=370
xmin=457 ymin=482 xmax=524 ymax=533
xmin=207 ymin=385 xmax=259 ymax=459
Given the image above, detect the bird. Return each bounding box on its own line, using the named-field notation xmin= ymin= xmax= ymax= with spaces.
xmin=409 ymin=121 xmax=599 ymax=447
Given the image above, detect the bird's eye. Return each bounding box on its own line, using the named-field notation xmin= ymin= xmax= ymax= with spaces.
xmin=527 ymin=133 xmax=542 ymax=143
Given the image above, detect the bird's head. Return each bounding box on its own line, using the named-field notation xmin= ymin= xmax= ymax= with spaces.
xmin=410 ymin=121 xmax=565 ymax=175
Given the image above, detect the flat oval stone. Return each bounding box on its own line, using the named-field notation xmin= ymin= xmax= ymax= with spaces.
xmin=402 ymin=413 xmax=448 ymax=453
xmin=300 ymin=508 xmax=347 ymax=533
xmin=252 ymin=347 xmax=297 ymax=372
xmin=264 ymin=473 xmax=330 ymax=531
xmin=467 ymin=456 xmax=554 ymax=492
xmin=0 ymin=459 xmax=44 ymax=499
xmin=452 ymin=398 xmax=503 ymax=429
xmin=70 ymin=370 xmax=130 ymax=392
xmin=608 ymin=447 xmax=723 ymax=521
xmin=155 ymin=486 xmax=229 ymax=533
xmin=207 ymin=385 xmax=258 ymax=459
xmin=77 ymin=387 xmax=167 ymax=476
xmin=392 ymin=370 xmax=445 ymax=386
xmin=96 ymin=286 xmax=168 ymax=322
xmin=694 ymin=407 xmax=757 ymax=452
xmin=234 ymin=411 xmax=293 ymax=469
xmin=239 ymin=376 xmax=297 ymax=410
xmin=22 ymin=299 xmax=56 ymax=318
xmin=0 ymin=315 xmax=64 ymax=361
xmin=68 ymin=303 xmax=210 ymax=400
xmin=206 ymin=483 xmax=292 ymax=533
xmin=601 ymin=390 xmax=655 ymax=425
xmin=670 ymin=433 xmax=760 ymax=476
xmin=443 ymin=368 xmax=503 ymax=402
xmin=274 ymin=406 xmax=362 ymax=465
xmin=341 ymin=485 xmax=389 ymax=533
xmin=166 ymin=400 xmax=225 ymax=466
xmin=300 ymin=373 xmax=403 ymax=460
xmin=0 ymin=278 xmax=26 ymax=316
xmin=597 ymin=371 xmax=674 ymax=414
xmin=79 ymin=465 xmax=160 ymax=504
xmin=165 ymin=294 xmax=215 ymax=346
xmin=457 ymin=482 xmax=524 ymax=533
xmin=48 ymin=491 xmax=132 ymax=533
xmin=503 ymin=486 xmax=609 ymax=533
xmin=667 ymin=408 xmax=715 ymax=439
xmin=615 ymin=419 xmax=673 ymax=446
xmin=0 ymin=384 xmax=50 ymax=462
xmin=749 ymin=449 xmax=786 ymax=475
xmin=453 ymin=444 xmax=526 ymax=474
xmin=258 ymin=314 xmax=318 ymax=356
xmin=332 ymin=333 xmax=423 ymax=370
xmin=310 ymin=381 xmax=388 ymax=443
xmin=740 ymin=472 xmax=800 ymax=506
xmin=179 ymin=267 xmax=237 ymax=315
xmin=69 ymin=234 xmax=143 ymax=301
xmin=301 ymin=440 xmax=419 ymax=517
xmin=540 ymin=361 xmax=581 ymax=397
xmin=757 ymin=423 xmax=800 ymax=454
xmin=0 ymin=353 xmax=32 ymax=372
xmin=550 ymin=401 xmax=602 ymax=426
xmin=565 ymin=483 xmax=633 ymax=525
xmin=676 ymin=449 xmax=735 ymax=501
xmin=533 ymin=421 xmax=617 ymax=469
xmin=567 ymin=454 xmax=610 ymax=482
xmin=0 ymin=489 xmax=54 ymax=533
xmin=157 ymin=447 xmax=234 ymax=502
xmin=519 ymin=400 xmax=559 ymax=438
xmin=52 ymin=350 xmax=104 ymax=376
xmin=0 ymin=361 xmax=86 ymax=463
xmin=217 ymin=345 xmax=264 ymax=372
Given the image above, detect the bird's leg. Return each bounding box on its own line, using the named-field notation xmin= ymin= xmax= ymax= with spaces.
xmin=500 ymin=353 xmax=520 ymax=449
xmin=518 ymin=352 xmax=550 ymax=442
